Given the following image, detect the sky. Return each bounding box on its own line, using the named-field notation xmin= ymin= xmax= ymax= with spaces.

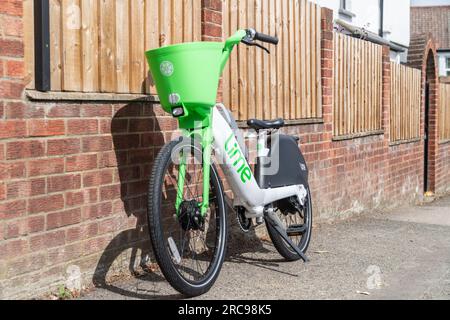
xmin=411 ymin=0 xmax=450 ymax=6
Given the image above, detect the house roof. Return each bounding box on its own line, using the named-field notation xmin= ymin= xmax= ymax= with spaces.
xmin=411 ymin=6 xmax=450 ymax=49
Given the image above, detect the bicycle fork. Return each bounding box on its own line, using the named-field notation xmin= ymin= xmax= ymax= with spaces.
xmin=175 ymin=125 xmax=214 ymax=218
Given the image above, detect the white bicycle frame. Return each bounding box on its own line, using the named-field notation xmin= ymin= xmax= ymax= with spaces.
xmin=211 ymin=106 xmax=308 ymax=218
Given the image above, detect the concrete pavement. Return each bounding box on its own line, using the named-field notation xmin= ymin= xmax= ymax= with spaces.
xmin=80 ymin=196 xmax=450 ymax=300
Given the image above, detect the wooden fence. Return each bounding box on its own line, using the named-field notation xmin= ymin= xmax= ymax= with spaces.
xmin=440 ymin=83 xmax=450 ymax=141
xmin=333 ymin=33 xmax=383 ymax=137
xmin=24 ymin=0 xmax=202 ymax=94
xmin=390 ymin=63 xmax=421 ymax=142
xmin=222 ymin=0 xmax=322 ymax=121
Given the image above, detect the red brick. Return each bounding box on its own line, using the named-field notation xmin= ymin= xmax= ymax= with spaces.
xmin=6 ymin=178 xmax=46 ymax=199
xmin=47 ymin=104 xmax=80 ymax=118
xmin=0 ymin=120 xmax=26 ymax=139
xmin=0 ymin=80 xmax=24 ymax=99
xmin=47 ymin=208 xmax=82 ymax=231
xmin=80 ymin=104 xmax=112 ymax=117
xmin=66 ymin=223 xmax=99 ymax=244
xmin=29 ymin=158 xmax=64 ymax=177
xmin=82 ymin=202 xmax=113 ymax=220
xmin=112 ymin=134 xmax=140 ymax=150
xmin=100 ymin=184 xmax=121 ymax=201
xmin=28 ymin=194 xmax=64 ymax=214
xmin=47 ymin=174 xmax=81 ymax=193
xmin=47 ymin=138 xmax=81 ymax=156
xmin=0 ymin=15 xmax=23 ymax=37
xmin=28 ymin=120 xmax=65 ymax=137
xmin=65 ymin=191 xmax=85 ymax=207
xmin=67 ymin=119 xmax=98 ymax=135
xmin=5 ymin=102 xmax=45 ymax=119
xmin=0 ymin=200 xmax=26 ymax=220
xmin=203 ymin=9 xmax=222 ymax=25
xmin=0 ymin=0 xmax=23 ymax=16
xmin=29 ymin=231 xmax=65 ymax=252
xmin=204 ymin=0 xmax=222 ymax=12
xmin=28 ymin=216 xmax=45 ymax=233
xmin=82 ymin=169 xmax=114 ymax=188
xmin=0 ymin=39 xmax=24 ymax=57
xmin=0 ymin=161 xmax=26 ymax=180
xmin=203 ymin=23 xmax=222 ymax=38
xmin=82 ymin=136 xmax=113 ymax=152
xmin=0 ymin=182 xmax=5 ymax=201
xmin=99 ymin=151 xmax=122 ymax=168
xmin=156 ymin=118 xmax=178 ymax=131
xmin=1 ymin=239 xmax=28 ymax=260
xmin=6 ymin=140 xmax=45 ymax=160
xmin=5 ymin=60 xmax=24 ymax=78
xmin=66 ymin=154 xmax=98 ymax=172
xmin=108 ymin=118 xmax=128 ymax=134
xmin=129 ymin=119 xmax=154 ymax=132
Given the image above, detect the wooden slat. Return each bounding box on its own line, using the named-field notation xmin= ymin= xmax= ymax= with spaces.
xmin=49 ymin=0 xmax=61 ymax=91
xmin=145 ymin=0 xmax=159 ymax=94
xmin=81 ymin=0 xmax=99 ymax=92
xmin=440 ymin=83 xmax=450 ymax=141
xmin=62 ymin=0 xmax=82 ymax=92
xmin=130 ymin=0 xmax=145 ymax=93
xmin=99 ymin=0 xmax=116 ymax=92
xmin=115 ymin=0 xmax=130 ymax=93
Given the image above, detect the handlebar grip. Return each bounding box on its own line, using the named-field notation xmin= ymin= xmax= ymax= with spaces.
xmin=254 ymin=32 xmax=279 ymax=45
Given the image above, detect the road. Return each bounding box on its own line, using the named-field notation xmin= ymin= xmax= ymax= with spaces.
xmin=81 ymin=196 xmax=450 ymax=300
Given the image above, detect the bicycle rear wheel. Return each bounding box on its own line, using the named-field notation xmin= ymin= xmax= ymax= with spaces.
xmin=147 ymin=139 xmax=228 ymax=297
xmin=266 ymin=188 xmax=313 ymax=261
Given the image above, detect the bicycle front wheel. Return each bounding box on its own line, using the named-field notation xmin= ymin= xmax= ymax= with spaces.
xmin=147 ymin=139 xmax=228 ymax=297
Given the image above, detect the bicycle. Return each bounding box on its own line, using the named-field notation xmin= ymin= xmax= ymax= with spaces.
xmin=145 ymin=29 xmax=312 ymax=297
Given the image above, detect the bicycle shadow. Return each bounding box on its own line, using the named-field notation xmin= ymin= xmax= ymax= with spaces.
xmin=91 ymin=102 xmax=280 ymax=299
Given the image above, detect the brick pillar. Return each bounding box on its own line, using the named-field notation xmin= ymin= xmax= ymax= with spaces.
xmin=0 ymin=0 xmax=26 ymax=204
xmin=201 ymin=0 xmax=223 ymax=101
xmin=321 ymin=7 xmax=334 ymax=138
xmin=202 ymin=0 xmax=223 ymax=42
xmin=381 ymin=45 xmax=391 ymax=143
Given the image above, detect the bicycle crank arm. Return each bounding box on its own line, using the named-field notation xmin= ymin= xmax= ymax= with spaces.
xmin=265 ymin=211 xmax=310 ymax=263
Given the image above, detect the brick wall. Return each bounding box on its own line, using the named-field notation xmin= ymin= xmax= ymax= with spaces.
xmin=0 ymin=1 xmax=450 ymax=299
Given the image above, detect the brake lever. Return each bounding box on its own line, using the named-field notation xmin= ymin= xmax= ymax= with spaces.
xmin=241 ymin=39 xmax=271 ymax=54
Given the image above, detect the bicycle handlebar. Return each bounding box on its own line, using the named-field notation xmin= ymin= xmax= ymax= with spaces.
xmin=254 ymin=31 xmax=279 ymax=45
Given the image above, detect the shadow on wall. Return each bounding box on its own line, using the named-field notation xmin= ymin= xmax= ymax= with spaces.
xmin=92 ymin=102 xmax=269 ymax=299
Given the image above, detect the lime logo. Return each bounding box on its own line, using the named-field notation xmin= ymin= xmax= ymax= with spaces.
xmin=160 ymin=61 xmax=174 ymax=77
xmin=225 ymin=134 xmax=252 ymax=184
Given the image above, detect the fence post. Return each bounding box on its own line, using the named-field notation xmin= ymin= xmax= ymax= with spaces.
xmin=321 ymin=7 xmax=334 ymax=137
xmin=382 ymin=45 xmax=391 ymax=143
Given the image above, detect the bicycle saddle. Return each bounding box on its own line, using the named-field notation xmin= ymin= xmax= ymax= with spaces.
xmin=247 ymin=118 xmax=285 ymax=131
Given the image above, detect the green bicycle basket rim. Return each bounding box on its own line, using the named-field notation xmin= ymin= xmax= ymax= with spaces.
xmin=145 ymin=41 xmax=225 ymax=57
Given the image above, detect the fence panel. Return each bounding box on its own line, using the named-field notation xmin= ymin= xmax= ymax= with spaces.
xmin=333 ymin=33 xmax=383 ymax=137
xmin=390 ymin=63 xmax=421 ymax=142
xmin=440 ymin=83 xmax=450 ymax=141
xmin=25 ymin=0 xmax=202 ymax=94
xmin=222 ymin=0 xmax=322 ymax=121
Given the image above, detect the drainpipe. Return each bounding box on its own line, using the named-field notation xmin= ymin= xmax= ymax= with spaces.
xmin=379 ymin=0 xmax=384 ymax=38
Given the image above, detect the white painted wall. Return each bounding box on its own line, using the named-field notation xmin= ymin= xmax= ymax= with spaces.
xmin=312 ymin=0 xmax=411 ymax=47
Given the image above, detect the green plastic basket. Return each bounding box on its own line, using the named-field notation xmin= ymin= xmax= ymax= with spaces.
xmin=146 ymin=42 xmax=224 ymax=120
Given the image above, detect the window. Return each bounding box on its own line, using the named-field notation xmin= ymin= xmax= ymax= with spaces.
xmin=339 ymin=0 xmax=355 ymax=19
xmin=340 ymin=0 xmax=350 ymax=10
xmin=446 ymin=57 xmax=450 ymax=76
